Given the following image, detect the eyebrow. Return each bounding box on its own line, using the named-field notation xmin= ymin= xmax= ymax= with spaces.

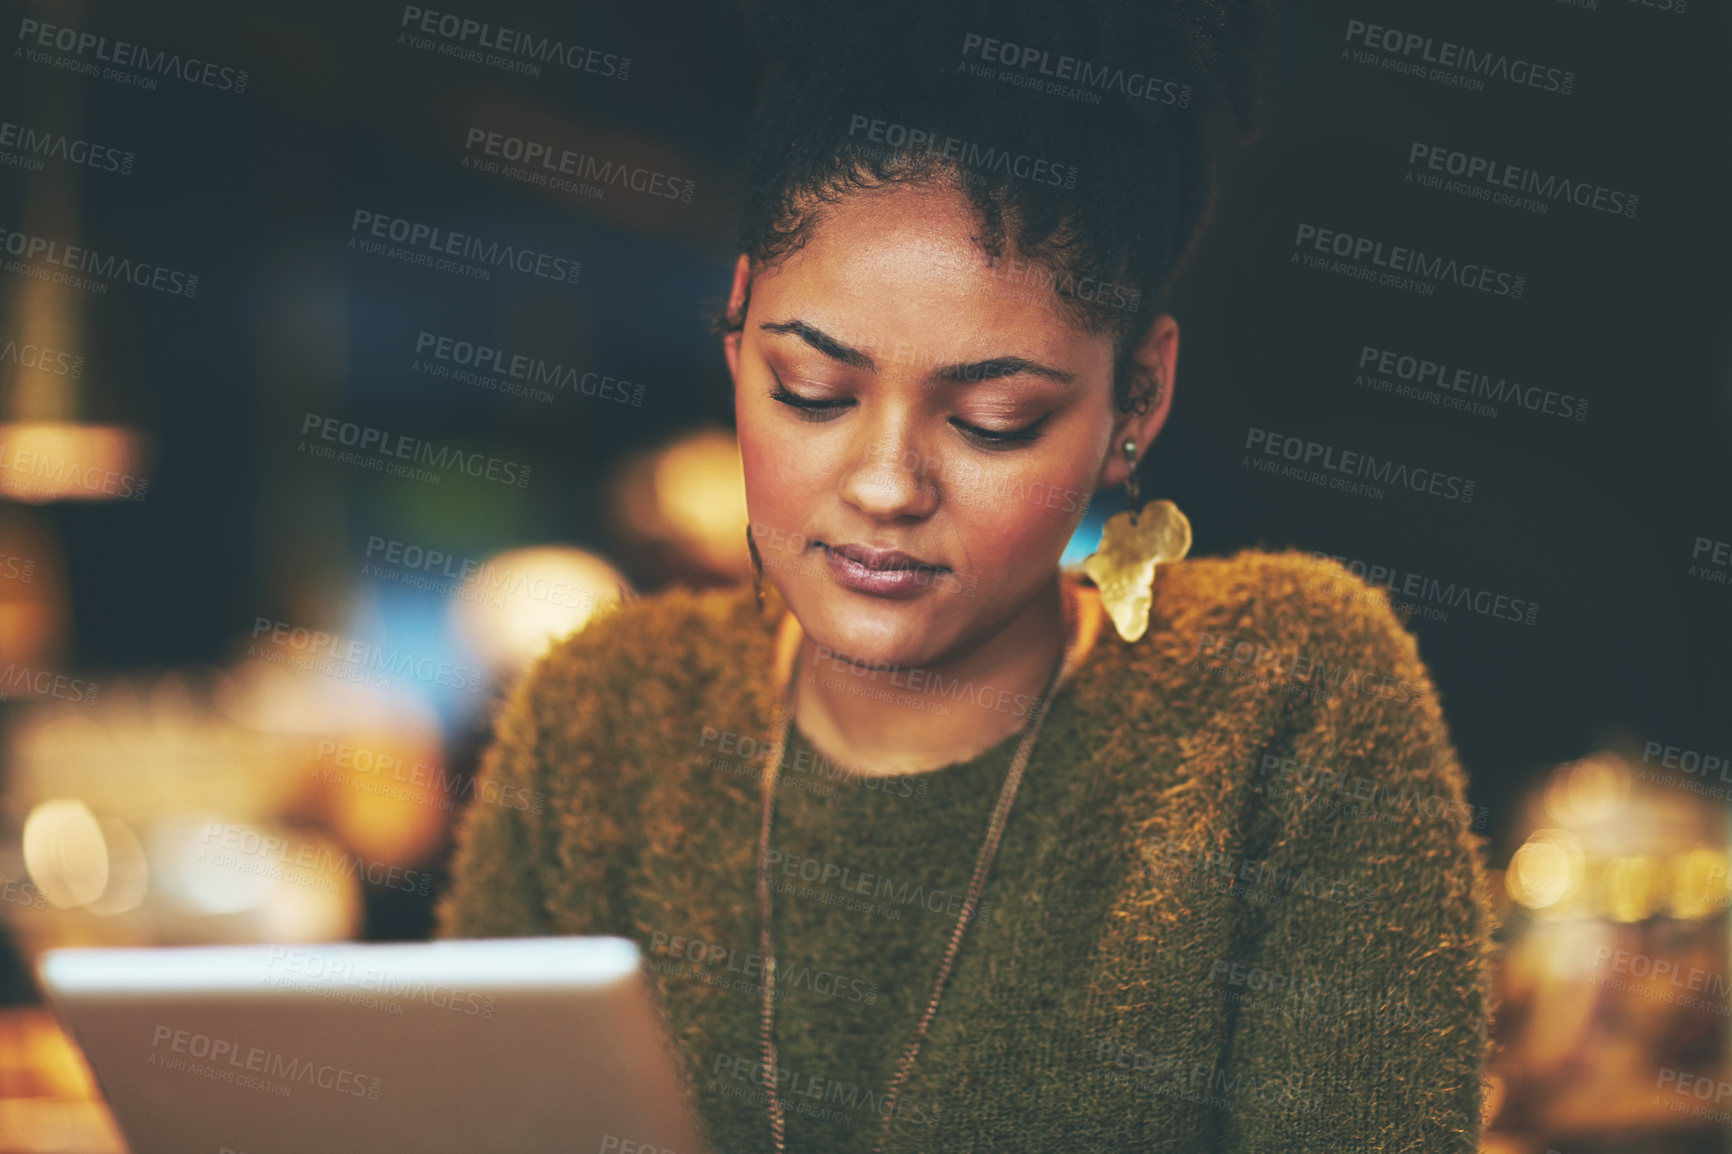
xmin=758 ymin=319 xmax=1076 ymax=386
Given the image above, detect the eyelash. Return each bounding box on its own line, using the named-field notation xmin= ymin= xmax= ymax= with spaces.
xmin=767 ymin=382 xmax=1048 ymax=449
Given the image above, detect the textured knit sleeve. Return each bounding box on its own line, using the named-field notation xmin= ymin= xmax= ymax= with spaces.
xmin=1210 ymin=572 xmax=1498 ymax=1153
xmin=433 ymin=666 xmax=558 ymax=939
xmin=433 ymin=609 xmax=640 ymax=942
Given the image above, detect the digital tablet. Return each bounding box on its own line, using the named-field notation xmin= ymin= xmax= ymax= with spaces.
xmin=36 ymin=936 xmax=709 ymax=1154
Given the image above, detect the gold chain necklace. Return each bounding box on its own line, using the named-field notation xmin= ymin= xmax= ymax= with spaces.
xmin=753 ymin=579 xmax=1089 ymax=1153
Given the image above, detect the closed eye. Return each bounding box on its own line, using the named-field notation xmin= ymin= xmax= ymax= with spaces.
xmin=768 ymin=376 xmax=1048 ymax=448
xmin=769 ymin=382 xmax=846 ymax=422
xmin=950 ymin=415 xmax=1050 ymax=449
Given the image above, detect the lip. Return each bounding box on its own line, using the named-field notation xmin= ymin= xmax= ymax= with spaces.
xmin=826 ymin=542 xmax=943 ymax=571
xmin=817 ymin=541 xmax=948 ymax=599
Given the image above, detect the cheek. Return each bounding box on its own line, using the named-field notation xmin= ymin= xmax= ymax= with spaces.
xmin=945 ymin=459 xmax=1091 ymax=566
xmin=737 ymin=425 xmax=773 ymax=495
xmin=738 ymin=407 xmax=815 ymax=522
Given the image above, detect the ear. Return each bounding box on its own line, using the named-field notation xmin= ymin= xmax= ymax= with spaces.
xmin=1097 ymin=314 xmax=1179 ymax=491
xmin=723 ymin=253 xmax=752 ymax=386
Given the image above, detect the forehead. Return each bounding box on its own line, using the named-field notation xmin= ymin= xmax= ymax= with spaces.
xmin=748 ymin=181 xmax=1112 ymax=375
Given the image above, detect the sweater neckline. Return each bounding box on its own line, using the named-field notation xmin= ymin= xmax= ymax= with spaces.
xmin=783 ymin=688 xmax=1055 ymax=787
xmin=779 ymin=712 xmax=1021 ymax=810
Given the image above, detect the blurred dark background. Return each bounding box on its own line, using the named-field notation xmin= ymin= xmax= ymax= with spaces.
xmin=0 ymin=0 xmax=1727 ymax=1150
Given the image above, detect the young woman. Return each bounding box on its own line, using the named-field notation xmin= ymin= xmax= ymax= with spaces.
xmin=438 ymin=1 xmax=1496 ymax=1150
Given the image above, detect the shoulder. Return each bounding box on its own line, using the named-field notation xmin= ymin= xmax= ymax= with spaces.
xmin=1124 ymin=551 xmax=1488 ymax=909
xmin=500 ymin=580 xmax=770 ymax=754
xmin=1074 ymin=547 xmax=1456 ymax=818
xmin=1155 ymin=546 xmax=1421 ymax=661
xmin=1144 ymin=550 xmax=1479 ymax=849
xmin=527 ymin=580 xmax=763 ymax=700
xmin=1143 ymin=546 xmax=1436 ymax=710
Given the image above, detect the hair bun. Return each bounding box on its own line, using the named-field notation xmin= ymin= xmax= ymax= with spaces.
xmin=728 ymin=0 xmax=1276 ymax=415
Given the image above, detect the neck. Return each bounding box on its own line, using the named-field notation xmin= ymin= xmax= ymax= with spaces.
xmin=789 ymin=572 xmax=1071 ymax=777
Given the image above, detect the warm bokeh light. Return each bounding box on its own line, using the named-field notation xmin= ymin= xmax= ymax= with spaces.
xmin=1517 ymin=918 xmax=1612 ymax=984
xmin=82 ymin=819 xmax=148 ymax=917
xmin=653 ymin=427 xmax=751 ymax=573
xmin=1666 ymin=846 xmax=1729 ymax=920
xmin=21 ymin=800 xmax=108 ymax=909
xmin=2 ymin=668 xmax=435 ymax=946
xmin=311 ymin=728 xmax=448 ymax=869
xmin=1596 ymin=854 xmax=1662 ymax=923
xmin=611 ymin=426 xmax=752 ymax=581
xmin=1506 ymin=828 xmax=1583 ymax=911
xmin=449 ymin=545 xmax=631 ymax=676
xmin=0 ymin=422 xmax=147 ymax=504
xmin=160 ymin=816 xmax=268 ymax=917
xmin=1542 ymin=753 xmax=1631 ymax=828
xmin=11 ymin=672 xmax=307 ymax=820
xmin=154 ymin=816 xmax=357 ymax=941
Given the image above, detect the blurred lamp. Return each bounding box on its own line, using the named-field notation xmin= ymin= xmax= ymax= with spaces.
xmin=654 ymin=428 xmax=751 ymax=573
xmin=1668 ymin=846 xmax=1729 ymax=920
xmin=1506 ymin=828 xmax=1584 ymax=911
xmin=613 ymin=426 xmax=750 ymax=580
xmin=21 ymin=799 xmax=107 ymax=909
xmin=83 ymin=818 xmax=148 ymax=916
xmin=449 ymin=545 xmax=630 ymax=676
xmin=1542 ymin=754 xmax=1631 ymax=828
xmin=0 ymin=422 xmax=147 ymax=504
xmin=1596 ymin=854 xmax=1662 ymax=923
xmin=1 ymin=152 xmax=152 ymax=504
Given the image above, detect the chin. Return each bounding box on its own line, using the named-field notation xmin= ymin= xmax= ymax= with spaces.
xmin=797 ymin=584 xmax=945 ymax=669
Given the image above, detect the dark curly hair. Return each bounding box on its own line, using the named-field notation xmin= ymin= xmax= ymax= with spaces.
xmin=714 ymin=0 xmax=1276 ymax=418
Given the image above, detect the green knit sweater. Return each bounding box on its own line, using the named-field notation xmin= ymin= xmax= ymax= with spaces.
xmin=435 ymin=549 xmax=1497 ymax=1153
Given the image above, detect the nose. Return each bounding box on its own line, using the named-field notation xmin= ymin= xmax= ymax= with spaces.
xmin=838 ymin=416 xmax=940 ymax=522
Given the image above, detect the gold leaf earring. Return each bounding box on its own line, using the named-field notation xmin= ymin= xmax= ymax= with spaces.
xmin=1083 ymin=439 xmax=1192 ymax=643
